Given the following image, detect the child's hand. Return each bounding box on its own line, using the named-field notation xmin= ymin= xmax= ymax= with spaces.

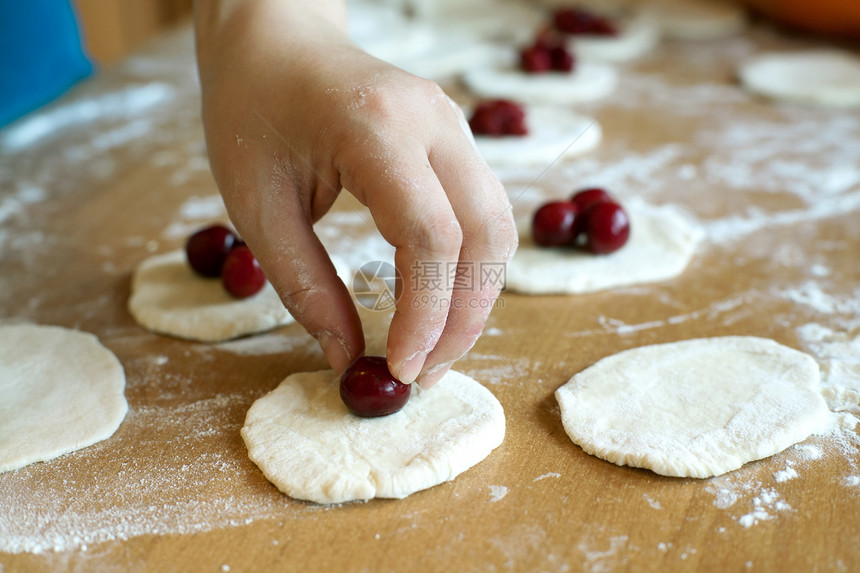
xmin=195 ymin=0 xmax=517 ymax=387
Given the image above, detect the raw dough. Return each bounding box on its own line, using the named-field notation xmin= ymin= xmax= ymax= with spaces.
xmin=644 ymin=0 xmax=747 ymax=40
xmin=128 ymin=249 xmax=294 ymax=342
xmin=505 ymin=201 xmax=702 ymax=295
xmin=474 ymin=105 xmax=602 ymax=166
xmin=463 ymin=61 xmax=619 ymax=105
xmin=739 ymin=51 xmax=860 ymax=108
xmin=241 ymin=369 xmax=505 ymax=504
xmin=394 ymin=31 xmax=510 ymax=82
xmin=555 ymin=336 xmax=834 ymax=478
xmin=411 ymin=0 xmax=544 ymax=43
xmin=570 ymin=13 xmax=661 ymax=62
xmin=0 ymin=324 xmax=128 ymax=473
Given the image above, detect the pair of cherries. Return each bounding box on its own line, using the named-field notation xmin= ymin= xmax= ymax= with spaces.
xmin=185 ymin=224 xmax=266 ymax=298
xmin=520 ymin=8 xmax=618 ymax=74
xmin=532 ymin=188 xmax=630 ymax=254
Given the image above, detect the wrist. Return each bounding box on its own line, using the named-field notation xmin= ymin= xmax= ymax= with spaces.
xmin=194 ymin=0 xmax=349 ymax=78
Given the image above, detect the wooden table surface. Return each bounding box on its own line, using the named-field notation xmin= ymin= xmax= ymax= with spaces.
xmin=1 ymin=15 xmax=859 ymax=573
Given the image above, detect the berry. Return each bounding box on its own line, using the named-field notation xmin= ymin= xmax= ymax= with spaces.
xmin=571 ymin=187 xmax=615 ymax=212
xmin=553 ymin=8 xmax=618 ymax=36
xmin=520 ymin=44 xmax=553 ymax=73
xmin=221 ymin=245 xmax=266 ymax=298
xmin=520 ymin=33 xmax=575 ymax=74
xmin=550 ymin=45 xmax=575 ymax=72
xmin=585 ymin=201 xmax=630 ymax=254
xmin=469 ymin=100 xmax=528 ymax=137
xmin=340 ymin=356 xmax=411 ymax=418
xmin=532 ymin=201 xmax=580 ymax=247
xmin=185 ymin=224 xmax=237 ymax=278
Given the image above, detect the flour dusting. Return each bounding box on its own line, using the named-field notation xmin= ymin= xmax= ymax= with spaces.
xmin=488 ymin=485 xmax=509 ymax=502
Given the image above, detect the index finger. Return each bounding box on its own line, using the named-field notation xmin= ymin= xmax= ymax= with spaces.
xmin=339 ymin=136 xmax=462 ymax=384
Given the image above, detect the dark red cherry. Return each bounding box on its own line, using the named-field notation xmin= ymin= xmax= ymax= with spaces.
xmin=469 ymin=100 xmax=528 ymax=137
xmin=340 ymin=356 xmax=411 ymax=418
xmin=221 ymin=245 xmax=266 ymax=298
xmin=550 ymin=45 xmax=575 ymax=72
xmin=553 ymin=8 xmax=618 ymax=36
xmin=185 ymin=224 xmax=237 ymax=278
xmin=585 ymin=202 xmax=630 ymax=254
xmin=520 ymin=44 xmax=553 ymax=73
xmin=570 ymin=187 xmax=614 ymax=213
xmin=532 ymin=201 xmax=580 ymax=247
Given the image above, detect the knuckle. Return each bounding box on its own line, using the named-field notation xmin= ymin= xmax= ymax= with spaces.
xmin=475 ymin=210 xmax=519 ymax=260
xmin=412 ymin=212 xmax=463 ymax=256
xmin=361 ymin=87 xmax=400 ymax=121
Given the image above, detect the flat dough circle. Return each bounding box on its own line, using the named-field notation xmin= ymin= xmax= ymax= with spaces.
xmin=474 ymin=106 xmax=602 ymax=166
xmin=570 ymin=13 xmax=661 ymax=62
xmin=505 ymin=201 xmax=702 ymax=295
xmin=0 ymin=324 xmax=128 ymax=473
xmin=463 ymin=62 xmax=619 ymax=105
xmin=645 ymin=0 xmax=747 ymax=40
xmin=739 ymin=51 xmax=860 ymax=108
xmin=394 ymin=32 xmax=509 ymax=82
xmin=555 ymin=336 xmax=833 ymax=478
xmin=129 ymin=249 xmax=294 ymax=342
xmin=241 ymin=369 xmax=505 ymax=504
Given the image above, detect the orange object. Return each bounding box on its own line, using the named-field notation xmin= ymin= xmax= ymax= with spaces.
xmin=742 ymin=0 xmax=860 ymax=38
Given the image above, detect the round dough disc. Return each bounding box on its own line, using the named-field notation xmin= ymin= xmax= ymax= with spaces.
xmin=129 ymin=249 xmax=294 ymax=342
xmin=556 ymin=336 xmax=833 ymax=478
xmin=241 ymin=369 xmax=505 ymax=504
xmin=739 ymin=51 xmax=860 ymax=108
xmin=505 ymin=201 xmax=702 ymax=295
xmin=645 ymin=0 xmax=747 ymax=40
xmin=393 ymin=31 xmax=509 ymax=82
xmin=0 ymin=324 xmax=128 ymax=473
xmin=463 ymin=62 xmax=619 ymax=105
xmin=474 ymin=106 xmax=602 ymax=166
xmin=570 ymin=13 xmax=661 ymax=62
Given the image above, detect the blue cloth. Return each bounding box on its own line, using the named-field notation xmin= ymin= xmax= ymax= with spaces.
xmin=0 ymin=0 xmax=93 ymax=128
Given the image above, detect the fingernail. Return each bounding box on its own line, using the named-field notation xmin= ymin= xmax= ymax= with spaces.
xmin=316 ymin=331 xmax=352 ymax=374
xmin=417 ymin=361 xmax=452 ymax=389
xmin=395 ymin=352 xmax=427 ymax=385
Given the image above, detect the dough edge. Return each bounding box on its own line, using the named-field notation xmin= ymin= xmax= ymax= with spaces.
xmin=241 ymin=369 xmax=506 ymax=504
xmin=128 ymin=249 xmax=294 ymax=343
xmin=0 ymin=323 xmax=128 ymax=473
xmin=555 ymin=336 xmax=833 ymax=478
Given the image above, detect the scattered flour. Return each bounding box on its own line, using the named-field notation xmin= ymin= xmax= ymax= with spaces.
xmin=576 ymin=534 xmax=629 ymax=573
xmin=778 ymin=283 xmax=860 ymax=316
xmin=179 ymin=195 xmax=227 ymax=221
xmin=214 ymin=332 xmax=317 ymax=356
xmin=533 ymin=472 xmax=561 ymax=482
xmin=643 ymin=495 xmax=662 ymax=510
xmin=793 ymin=444 xmax=823 ymax=460
xmin=0 ymin=393 xmax=295 ymax=554
xmin=488 ymin=485 xmax=509 ymax=502
xmin=773 ymin=465 xmax=798 ymax=483
xmin=737 ymin=489 xmax=791 ymax=528
xmin=0 ymin=83 xmax=175 ymax=151
xmin=795 ymin=322 xmax=860 ymax=413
